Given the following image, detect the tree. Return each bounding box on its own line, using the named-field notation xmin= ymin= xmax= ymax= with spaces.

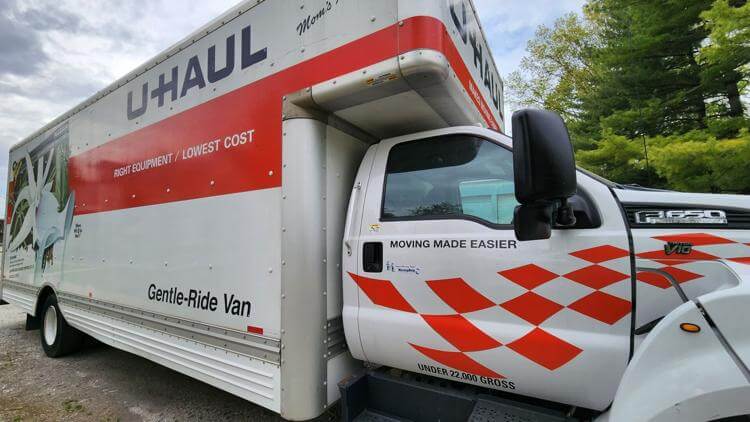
xmin=583 ymin=0 xmax=713 ymax=138
xmin=508 ymin=0 xmax=750 ymax=192
xmin=505 ymin=14 xmax=599 ymax=148
xmin=649 ymin=129 xmax=750 ymax=193
xmin=576 ymin=130 xmax=658 ymax=186
xmin=700 ymin=0 xmax=750 ymax=117
xmin=504 ymin=13 xmax=596 ymax=118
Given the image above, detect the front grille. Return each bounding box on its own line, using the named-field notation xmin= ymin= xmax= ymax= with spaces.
xmin=726 ymin=209 xmax=750 ymax=227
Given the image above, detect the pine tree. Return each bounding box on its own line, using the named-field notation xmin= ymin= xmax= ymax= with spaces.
xmin=583 ymin=0 xmax=713 ymax=137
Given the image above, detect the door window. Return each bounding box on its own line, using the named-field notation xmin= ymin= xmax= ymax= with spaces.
xmin=382 ymin=135 xmax=517 ymax=226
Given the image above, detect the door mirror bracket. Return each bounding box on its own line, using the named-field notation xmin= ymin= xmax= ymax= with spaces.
xmin=556 ymin=198 xmax=577 ymax=227
xmin=511 ymin=109 xmax=577 ymax=241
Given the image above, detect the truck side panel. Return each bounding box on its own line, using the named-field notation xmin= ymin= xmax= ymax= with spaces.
xmin=2 ymin=0 xmax=505 ymax=419
xmin=323 ymin=126 xmax=370 ymax=405
xmin=59 ymin=291 xmax=283 ymax=412
xmin=4 ymin=0 xmax=504 ymax=335
xmin=2 ymin=0 xmax=399 ymax=336
xmin=280 ymin=119 xmax=368 ymax=418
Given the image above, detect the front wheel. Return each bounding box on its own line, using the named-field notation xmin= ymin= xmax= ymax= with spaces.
xmin=40 ymin=294 xmax=83 ymax=357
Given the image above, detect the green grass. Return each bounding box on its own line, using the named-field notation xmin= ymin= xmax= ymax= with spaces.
xmin=62 ymin=399 xmax=84 ymax=413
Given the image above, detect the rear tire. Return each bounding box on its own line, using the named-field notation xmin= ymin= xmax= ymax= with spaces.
xmin=40 ymin=294 xmax=83 ymax=357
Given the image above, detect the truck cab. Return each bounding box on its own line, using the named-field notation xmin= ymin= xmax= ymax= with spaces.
xmin=340 ymin=113 xmax=750 ymax=420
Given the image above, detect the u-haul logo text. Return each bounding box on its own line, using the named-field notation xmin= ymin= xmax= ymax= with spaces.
xmin=126 ymin=24 xmax=268 ymax=120
xmin=449 ymin=0 xmax=503 ymax=114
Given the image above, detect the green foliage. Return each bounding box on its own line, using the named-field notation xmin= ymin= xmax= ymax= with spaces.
xmin=505 ymin=13 xmax=598 ymax=124
xmin=508 ymin=0 xmax=750 ymax=192
xmin=700 ymin=0 xmax=750 ymax=117
xmin=576 ymin=131 xmax=660 ymax=186
xmin=649 ymin=129 xmax=750 ymax=193
xmin=578 ymin=129 xmax=750 ymax=193
xmin=706 ymin=116 xmax=750 ymax=138
xmin=584 ymin=0 xmax=712 ymax=137
xmin=62 ymin=399 xmax=84 ymax=413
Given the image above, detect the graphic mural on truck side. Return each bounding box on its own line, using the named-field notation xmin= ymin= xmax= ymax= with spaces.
xmin=5 ymin=122 xmax=75 ymax=284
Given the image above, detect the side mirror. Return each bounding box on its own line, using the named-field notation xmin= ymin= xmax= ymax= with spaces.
xmin=512 ymin=109 xmax=577 ymax=241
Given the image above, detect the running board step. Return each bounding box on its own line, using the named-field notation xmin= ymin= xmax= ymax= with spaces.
xmin=469 ymin=396 xmax=570 ymax=422
xmin=352 ymin=410 xmax=405 ymax=422
xmin=339 ymin=369 xmax=578 ymax=422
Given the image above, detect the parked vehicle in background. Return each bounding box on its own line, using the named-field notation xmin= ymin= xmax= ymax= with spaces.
xmin=2 ymin=1 xmax=749 ymax=421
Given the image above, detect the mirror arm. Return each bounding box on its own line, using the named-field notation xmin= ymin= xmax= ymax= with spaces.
xmin=555 ymin=197 xmax=577 ymax=227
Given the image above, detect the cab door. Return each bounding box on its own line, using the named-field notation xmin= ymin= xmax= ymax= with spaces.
xmin=345 ymin=127 xmax=633 ymax=411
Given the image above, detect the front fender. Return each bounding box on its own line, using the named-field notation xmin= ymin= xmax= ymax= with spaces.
xmin=698 ymin=260 xmax=750 ymax=375
xmin=606 ymin=299 xmax=750 ymax=422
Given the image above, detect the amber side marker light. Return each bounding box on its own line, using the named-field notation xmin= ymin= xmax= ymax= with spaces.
xmin=680 ymin=323 xmax=701 ymax=333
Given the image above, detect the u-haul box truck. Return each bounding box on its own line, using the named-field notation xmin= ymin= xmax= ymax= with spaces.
xmin=3 ymin=1 xmax=750 ymax=421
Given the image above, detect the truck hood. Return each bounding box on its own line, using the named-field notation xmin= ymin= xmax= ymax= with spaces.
xmin=615 ymin=187 xmax=750 ymax=358
xmin=614 ymin=188 xmax=750 ymax=211
xmin=614 ymin=188 xmax=750 ymax=230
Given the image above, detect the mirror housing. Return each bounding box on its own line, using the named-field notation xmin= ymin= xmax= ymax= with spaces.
xmin=512 ymin=109 xmax=577 ymax=241
xmin=513 ymin=203 xmax=553 ymax=241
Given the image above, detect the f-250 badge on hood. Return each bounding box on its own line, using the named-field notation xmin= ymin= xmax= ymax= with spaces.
xmin=635 ymin=209 xmax=727 ymax=225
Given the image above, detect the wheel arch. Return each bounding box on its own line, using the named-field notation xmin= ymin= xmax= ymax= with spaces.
xmin=33 ymin=284 xmax=57 ymax=318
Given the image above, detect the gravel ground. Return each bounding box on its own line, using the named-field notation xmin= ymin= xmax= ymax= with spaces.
xmin=0 ymin=303 xmax=335 ymax=422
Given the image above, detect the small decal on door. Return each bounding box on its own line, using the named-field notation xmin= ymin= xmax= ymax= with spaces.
xmin=385 ymin=261 xmax=421 ymax=275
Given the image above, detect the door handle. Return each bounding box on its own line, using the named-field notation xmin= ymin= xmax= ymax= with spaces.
xmin=363 ymin=242 xmax=383 ymax=273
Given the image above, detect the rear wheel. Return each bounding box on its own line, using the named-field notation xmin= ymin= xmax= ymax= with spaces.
xmin=40 ymin=294 xmax=83 ymax=357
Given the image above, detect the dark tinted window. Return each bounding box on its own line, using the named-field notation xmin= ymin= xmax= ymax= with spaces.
xmin=382 ymin=136 xmax=517 ymax=225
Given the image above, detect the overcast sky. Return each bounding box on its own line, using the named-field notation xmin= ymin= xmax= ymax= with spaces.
xmin=0 ymin=0 xmax=585 ymax=215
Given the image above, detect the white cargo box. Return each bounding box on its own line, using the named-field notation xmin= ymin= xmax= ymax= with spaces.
xmin=1 ymin=0 xmax=503 ymax=419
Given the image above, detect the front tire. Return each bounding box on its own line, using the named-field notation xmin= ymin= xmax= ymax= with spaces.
xmin=40 ymin=294 xmax=83 ymax=357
